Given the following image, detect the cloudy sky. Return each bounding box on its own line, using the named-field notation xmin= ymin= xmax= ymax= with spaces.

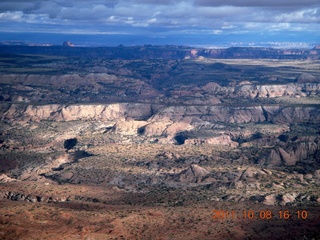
xmin=0 ymin=0 xmax=319 ymax=46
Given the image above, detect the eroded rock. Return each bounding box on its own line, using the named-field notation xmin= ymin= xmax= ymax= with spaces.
xmin=177 ymin=164 xmax=210 ymax=183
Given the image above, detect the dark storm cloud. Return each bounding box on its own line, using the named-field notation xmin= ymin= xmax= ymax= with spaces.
xmin=0 ymin=0 xmax=319 ymax=38
xmin=0 ymin=1 xmax=39 ymax=12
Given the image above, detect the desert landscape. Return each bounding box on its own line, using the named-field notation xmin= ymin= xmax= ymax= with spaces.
xmin=0 ymin=44 xmax=320 ymax=239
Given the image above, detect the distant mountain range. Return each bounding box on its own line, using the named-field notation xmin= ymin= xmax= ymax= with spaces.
xmin=0 ymin=43 xmax=319 ymax=60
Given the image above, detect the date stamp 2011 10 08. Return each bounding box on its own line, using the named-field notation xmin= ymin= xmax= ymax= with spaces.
xmin=212 ymin=209 xmax=308 ymax=220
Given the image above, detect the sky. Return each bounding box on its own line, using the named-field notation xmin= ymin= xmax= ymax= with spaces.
xmin=0 ymin=0 xmax=319 ymax=47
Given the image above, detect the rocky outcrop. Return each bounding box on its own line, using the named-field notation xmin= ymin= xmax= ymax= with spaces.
xmin=150 ymin=105 xmax=267 ymax=124
xmin=234 ymin=83 xmax=320 ymax=99
xmin=177 ymin=164 xmax=210 ymax=183
xmin=296 ymin=73 xmax=319 ymax=83
xmin=62 ymin=41 xmax=75 ymax=47
xmin=0 ymin=174 xmax=17 ymax=183
xmin=201 ymin=82 xmax=223 ymax=92
xmin=264 ymin=138 xmax=320 ymax=166
xmin=18 ymin=153 xmax=74 ymax=181
xmin=0 ymin=191 xmax=101 ymax=204
xmin=261 ymin=192 xmax=318 ymax=206
xmin=262 ymin=105 xmax=320 ymax=123
xmin=184 ymin=135 xmax=238 ymax=147
xmin=267 ymin=148 xmax=297 ymax=166
xmin=236 ymin=84 xmax=297 ymax=98
xmin=169 ymin=81 xmax=320 ymax=102
xmin=114 ymin=120 xmax=148 ymax=135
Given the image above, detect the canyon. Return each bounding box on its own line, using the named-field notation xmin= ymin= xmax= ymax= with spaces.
xmin=0 ymin=45 xmax=319 ymax=239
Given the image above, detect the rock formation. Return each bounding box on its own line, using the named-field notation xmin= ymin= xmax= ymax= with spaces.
xmin=62 ymin=41 xmax=75 ymax=47
xmin=263 ymin=138 xmax=320 ymax=166
xmin=296 ymin=73 xmax=318 ymax=83
xmin=177 ymin=164 xmax=210 ymax=183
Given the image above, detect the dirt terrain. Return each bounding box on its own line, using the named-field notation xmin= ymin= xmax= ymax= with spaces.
xmin=1 ymin=193 xmax=320 ymax=240
xmin=0 ymin=45 xmax=319 ymax=239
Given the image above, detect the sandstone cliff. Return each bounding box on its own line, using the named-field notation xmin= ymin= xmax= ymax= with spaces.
xmin=2 ymin=103 xmax=320 ymax=142
xmin=1 ymin=103 xmax=155 ymax=122
xmin=234 ymin=83 xmax=320 ymax=99
xmin=2 ymin=104 xmax=317 ymax=127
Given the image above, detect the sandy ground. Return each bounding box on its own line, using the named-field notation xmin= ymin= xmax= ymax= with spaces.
xmin=1 ymin=197 xmax=319 ymax=240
